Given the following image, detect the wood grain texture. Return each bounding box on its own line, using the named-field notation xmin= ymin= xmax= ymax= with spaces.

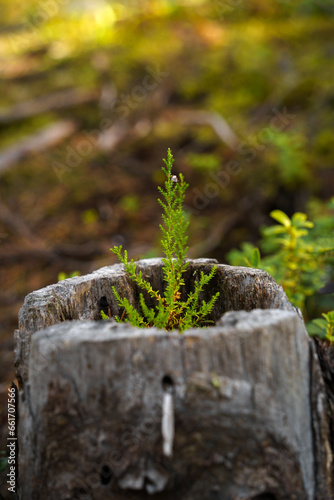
xmin=18 ymin=310 xmax=332 ymax=499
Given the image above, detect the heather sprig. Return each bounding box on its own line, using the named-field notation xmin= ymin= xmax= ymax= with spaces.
xmin=108 ymin=148 xmax=219 ymax=332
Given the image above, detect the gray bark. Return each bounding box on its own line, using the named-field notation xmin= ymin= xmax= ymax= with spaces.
xmin=18 ymin=311 xmax=333 ymax=500
xmin=14 ymin=259 xmax=334 ymax=499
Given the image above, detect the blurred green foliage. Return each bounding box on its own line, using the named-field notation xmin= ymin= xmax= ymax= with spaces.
xmin=267 ymin=132 xmax=310 ymax=188
xmin=58 ymin=270 xmax=81 ymax=281
xmin=307 ymin=311 xmax=334 ymax=342
xmin=119 ymin=195 xmax=140 ymax=214
xmin=0 ymin=0 xmax=333 ymax=324
xmin=81 ymin=209 xmax=99 ymax=225
xmin=186 ymin=152 xmax=221 ymax=172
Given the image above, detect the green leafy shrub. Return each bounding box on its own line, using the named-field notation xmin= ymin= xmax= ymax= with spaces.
xmin=227 ymin=209 xmax=334 ymax=312
xmin=107 ymin=149 xmax=219 ymax=332
xmin=307 ymin=311 xmax=334 ymax=342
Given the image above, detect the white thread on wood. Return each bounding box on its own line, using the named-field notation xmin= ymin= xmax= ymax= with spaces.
xmin=162 ymin=391 xmax=174 ymax=457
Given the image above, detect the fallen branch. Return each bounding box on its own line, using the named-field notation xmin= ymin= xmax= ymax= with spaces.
xmin=162 ymin=108 xmax=240 ymax=150
xmin=97 ymin=108 xmax=238 ymax=153
xmin=187 ymin=192 xmax=262 ymax=258
xmin=97 ymin=117 xmax=153 ymax=153
xmin=0 ymin=201 xmax=37 ymax=240
xmin=0 ymin=241 xmax=106 ymax=264
xmin=0 ymin=120 xmax=77 ymax=175
xmin=0 ymin=88 xmax=99 ymax=124
xmin=97 ymin=123 xmax=131 ymax=152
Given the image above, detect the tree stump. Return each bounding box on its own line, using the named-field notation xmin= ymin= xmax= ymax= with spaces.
xmin=14 ymin=259 xmax=293 ymax=390
xmin=14 ymin=259 xmax=334 ymax=499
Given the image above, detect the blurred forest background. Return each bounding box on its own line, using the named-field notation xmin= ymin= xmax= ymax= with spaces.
xmin=0 ymin=0 xmax=334 ymax=490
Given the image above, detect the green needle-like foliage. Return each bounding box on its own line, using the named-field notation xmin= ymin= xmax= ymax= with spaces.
xmin=108 ymin=148 xmax=219 ymax=332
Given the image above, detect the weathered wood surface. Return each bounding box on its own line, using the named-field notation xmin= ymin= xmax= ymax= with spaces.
xmin=312 ymin=337 xmax=334 ymax=495
xmin=14 ymin=258 xmax=293 ymax=390
xmin=18 ymin=309 xmax=333 ymax=500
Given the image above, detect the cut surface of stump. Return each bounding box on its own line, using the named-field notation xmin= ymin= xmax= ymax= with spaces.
xmin=18 ymin=309 xmax=332 ymax=500
xmin=14 ymin=258 xmax=293 ymax=389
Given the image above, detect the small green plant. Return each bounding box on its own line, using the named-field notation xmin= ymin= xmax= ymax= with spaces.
xmin=307 ymin=311 xmax=334 ymax=343
xmin=58 ymin=271 xmax=81 ymax=281
xmin=107 ymin=148 xmax=219 ymax=332
xmin=227 ymin=209 xmax=333 ymax=312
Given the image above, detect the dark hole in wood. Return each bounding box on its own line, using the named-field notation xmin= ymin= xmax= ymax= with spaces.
xmin=99 ymin=296 xmax=110 ymax=316
xmin=100 ymin=464 xmax=112 ymax=485
xmin=251 ymin=493 xmax=278 ymax=500
xmin=145 ymin=476 xmax=155 ymax=486
xmin=162 ymin=375 xmax=174 ymax=391
xmin=144 ymin=475 xmax=158 ymax=494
